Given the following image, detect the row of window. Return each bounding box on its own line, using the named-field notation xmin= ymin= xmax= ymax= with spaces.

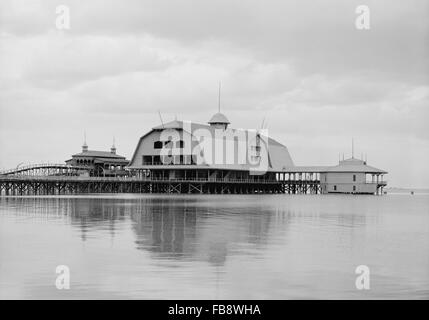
xmin=143 ymin=155 xmax=195 ymax=165
xmin=154 ymin=140 xmax=185 ymax=149
xmin=154 ymin=141 xmax=261 ymax=151
xmin=325 ymin=174 xmax=357 ymax=182
xmin=76 ymin=159 xmax=94 ymax=164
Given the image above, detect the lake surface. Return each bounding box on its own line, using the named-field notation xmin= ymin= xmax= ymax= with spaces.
xmin=0 ymin=194 xmax=428 ymax=299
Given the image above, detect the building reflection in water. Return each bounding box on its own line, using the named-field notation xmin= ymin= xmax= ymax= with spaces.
xmin=0 ymin=196 xmax=284 ymax=267
xmin=0 ymin=195 xmax=369 ymax=268
xmin=129 ymin=197 xmax=279 ymax=267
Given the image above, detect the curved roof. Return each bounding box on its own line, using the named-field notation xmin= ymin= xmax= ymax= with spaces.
xmin=208 ymin=112 xmax=230 ymax=124
xmin=129 ymin=119 xmax=295 ymax=170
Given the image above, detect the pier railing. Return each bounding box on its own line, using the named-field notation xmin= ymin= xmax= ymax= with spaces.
xmin=0 ymin=163 xmax=88 ymax=176
xmin=0 ymin=175 xmax=290 ymax=184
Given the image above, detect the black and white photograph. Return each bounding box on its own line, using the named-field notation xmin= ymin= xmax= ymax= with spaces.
xmin=0 ymin=0 xmax=428 ymax=307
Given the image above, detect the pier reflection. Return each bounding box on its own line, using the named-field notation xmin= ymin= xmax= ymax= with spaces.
xmin=1 ymin=194 xmax=428 ymax=300
xmin=0 ymin=195 xmax=371 ymax=268
xmin=0 ymin=196 xmax=289 ymax=266
xmin=129 ymin=197 xmax=278 ymax=265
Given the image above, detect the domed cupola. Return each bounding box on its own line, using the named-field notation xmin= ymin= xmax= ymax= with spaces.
xmin=208 ymin=112 xmax=230 ymax=130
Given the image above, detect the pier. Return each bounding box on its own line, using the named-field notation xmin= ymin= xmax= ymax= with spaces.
xmin=0 ymin=160 xmax=387 ymax=196
xmin=0 ymin=112 xmax=387 ymax=196
xmin=0 ymin=171 xmax=321 ymax=196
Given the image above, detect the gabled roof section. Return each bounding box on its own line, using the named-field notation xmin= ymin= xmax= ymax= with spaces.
xmin=327 ymin=158 xmax=387 ymax=174
xmin=152 ymin=120 xmax=184 ymax=130
xmin=72 ymin=150 xmax=126 ymax=159
xmin=129 ymin=120 xmax=295 ymax=169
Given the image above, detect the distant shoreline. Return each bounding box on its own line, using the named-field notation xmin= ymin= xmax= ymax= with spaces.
xmin=385 ymin=187 xmax=429 ymax=194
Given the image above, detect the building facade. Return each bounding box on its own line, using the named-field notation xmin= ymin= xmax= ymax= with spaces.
xmin=128 ymin=112 xmax=295 ymax=185
xmin=319 ymin=158 xmax=387 ymax=195
xmin=65 ymin=141 xmax=130 ymax=177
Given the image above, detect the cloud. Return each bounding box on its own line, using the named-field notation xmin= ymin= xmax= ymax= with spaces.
xmin=0 ymin=33 xmax=172 ymax=90
xmin=0 ymin=0 xmax=428 ymax=187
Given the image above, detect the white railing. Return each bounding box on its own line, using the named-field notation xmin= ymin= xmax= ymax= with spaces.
xmin=0 ymin=163 xmax=87 ymax=175
xmin=0 ymin=175 xmax=282 ymax=184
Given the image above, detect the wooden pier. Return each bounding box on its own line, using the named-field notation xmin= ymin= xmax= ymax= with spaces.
xmin=0 ymin=175 xmax=321 ymax=196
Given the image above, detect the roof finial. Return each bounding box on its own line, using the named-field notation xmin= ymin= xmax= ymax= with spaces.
xmin=158 ymin=110 xmax=165 ymax=129
xmin=82 ymin=130 xmax=88 ymax=152
xmin=260 ymin=116 xmax=266 ymax=130
xmin=111 ymin=136 xmax=116 ymax=154
xmin=218 ymin=81 xmax=221 ymax=113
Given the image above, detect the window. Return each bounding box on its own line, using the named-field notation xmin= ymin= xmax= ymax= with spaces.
xmin=177 ymin=140 xmax=185 ymax=148
xmin=353 ymin=174 xmax=356 ymax=182
xmin=154 ymin=141 xmax=163 ymax=149
xmin=333 ymin=185 xmax=337 ymax=191
xmin=353 ymin=185 xmax=356 ymax=191
xmin=163 ymin=140 xmax=174 ymax=149
xmin=143 ymin=156 xmax=152 ymax=165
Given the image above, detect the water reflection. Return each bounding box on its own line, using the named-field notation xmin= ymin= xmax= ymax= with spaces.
xmin=128 ymin=197 xmax=278 ymax=265
xmin=1 ymin=195 xmax=428 ymax=299
xmin=0 ymin=196 xmax=282 ymax=266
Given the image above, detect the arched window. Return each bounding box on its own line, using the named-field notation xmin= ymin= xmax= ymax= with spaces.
xmin=154 ymin=141 xmax=163 ymax=149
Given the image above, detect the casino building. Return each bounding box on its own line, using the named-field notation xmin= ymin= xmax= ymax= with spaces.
xmin=127 ymin=112 xmax=295 ymax=193
xmin=66 ymin=139 xmax=130 ymax=177
xmin=0 ymin=111 xmax=387 ymax=195
xmin=126 ymin=111 xmax=387 ymax=195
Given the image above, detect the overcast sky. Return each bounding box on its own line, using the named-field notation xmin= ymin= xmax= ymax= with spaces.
xmin=0 ymin=0 xmax=428 ymax=188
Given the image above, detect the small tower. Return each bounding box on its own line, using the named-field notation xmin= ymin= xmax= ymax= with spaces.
xmin=111 ymin=137 xmax=116 ymax=154
xmin=82 ymin=131 xmax=88 ymax=153
xmin=208 ymin=112 xmax=230 ymax=130
xmin=208 ymin=82 xmax=230 ymax=130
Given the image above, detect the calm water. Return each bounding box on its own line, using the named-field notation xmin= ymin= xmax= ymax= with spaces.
xmin=0 ymin=194 xmax=428 ymax=299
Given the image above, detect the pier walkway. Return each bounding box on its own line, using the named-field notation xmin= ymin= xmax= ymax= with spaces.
xmin=0 ymin=174 xmax=320 ymax=195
